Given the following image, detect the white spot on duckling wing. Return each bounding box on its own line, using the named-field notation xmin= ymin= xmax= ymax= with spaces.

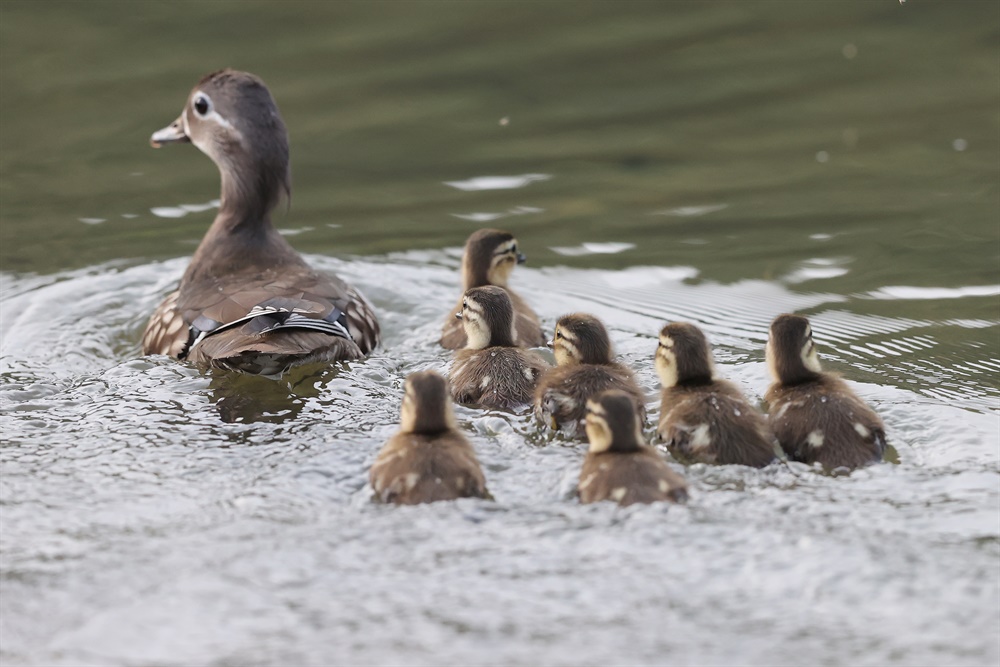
xmin=690 ymin=423 xmax=712 ymax=451
xmin=579 ymin=472 xmax=597 ymax=490
xmin=523 ymin=367 xmax=535 ymax=381
xmin=658 ymin=479 xmax=669 ymax=493
xmin=807 ymin=430 xmax=825 ymax=448
xmin=480 ymin=375 xmax=491 ymax=389
xmin=610 ymin=487 xmax=628 ymax=502
xmin=404 ymin=473 xmax=420 ymax=491
xmin=854 ymin=422 xmax=870 ymax=438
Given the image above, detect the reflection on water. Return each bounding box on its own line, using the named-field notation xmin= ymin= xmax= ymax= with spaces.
xmin=1 ymin=0 xmax=998 ymax=665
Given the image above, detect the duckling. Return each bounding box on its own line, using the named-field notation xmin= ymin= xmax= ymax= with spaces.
xmin=449 ymin=286 xmax=549 ymax=410
xmin=578 ymin=390 xmax=688 ymax=506
xmin=143 ymin=69 xmax=380 ymax=375
xmin=765 ymin=314 xmax=886 ymax=471
xmin=656 ymin=322 xmax=777 ymax=468
xmin=440 ymin=228 xmax=545 ymax=349
xmin=534 ymin=313 xmax=646 ymax=438
xmin=370 ymin=371 xmax=490 ymax=504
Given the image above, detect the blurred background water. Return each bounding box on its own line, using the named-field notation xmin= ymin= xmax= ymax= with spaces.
xmin=1 ymin=2 xmax=998 ymax=666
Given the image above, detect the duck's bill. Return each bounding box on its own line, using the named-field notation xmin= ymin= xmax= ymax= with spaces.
xmin=150 ymin=116 xmax=190 ymax=148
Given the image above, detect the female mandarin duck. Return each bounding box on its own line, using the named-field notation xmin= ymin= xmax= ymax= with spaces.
xmin=656 ymin=322 xmax=777 ymax=467
xmin=440 ymin=228 xmax=545 ymax=349
xmin=143 ymin=69 xmax=380 ymax=375
xmin=765 ymin=314 xmax=886 ymax=471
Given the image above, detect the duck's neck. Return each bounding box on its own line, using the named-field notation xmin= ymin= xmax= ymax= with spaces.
xmin=182 ymin=160 xmax=297 ymax=284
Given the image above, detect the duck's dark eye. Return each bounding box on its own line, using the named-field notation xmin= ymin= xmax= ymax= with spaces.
xmin=555 ymin=331 xmax=562 ymax=339
xmin=193 ymin=94 xmax=210 ymax=116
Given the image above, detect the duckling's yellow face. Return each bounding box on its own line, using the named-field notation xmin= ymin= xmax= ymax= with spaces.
xmin=459 ymin=295 xmax=491 ymax=349
xmin=655 ymin=334 xmax=678 ymax=387
xmin=799 ymin=324 xmax=822 ymax=373
xmin=400 ymin=384 xmax=417 ymax=432
xmin=766 ymin=321 xmax=822 ymax=381
xmin=584 ymin=400 xmax=613 ymax=453
xmin=550 ymin=324 xmax=581 ymax=366
xmin=486 ymin=238 xmax=523 ymax=287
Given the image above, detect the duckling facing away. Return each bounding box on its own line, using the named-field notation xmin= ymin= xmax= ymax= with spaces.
xmin=370 ymin=371 xmax=490 ymax=504
xmin=440 ymin=228 xmax=545 ymax=349
xmin=535 ymin=313 xmax=646 ymax=438
xmin=143 ymin=69 xmax=380 ymax=375
xmin=449 ymin=286 xmax=549 ymax=410
xmin=656 ymin=323 xmax=777 ymax=468
xmin=765 ymin=314 xmax=886 ymax=471
xmin=579 ymin=390 xmax=688 ymax=506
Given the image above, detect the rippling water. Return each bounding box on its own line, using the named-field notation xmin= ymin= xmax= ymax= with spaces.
xmin=2 ymin=2 xmax=999 ymax=666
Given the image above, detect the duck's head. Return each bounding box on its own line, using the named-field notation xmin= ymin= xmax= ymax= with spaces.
xmin=584 ymin=390 xmax=645 ymax=454
xmin=461 ymin=228 xmax=526 ymax=290
xmin=767 ymin=314 xmax=822 ymax=385
xmin=655 ymin=322 xmax=715 ymax=388
xmin=400 ymin=370 xmax=457 ymax=435
xmin=150 ymin=69 xmax=291 ymax=215
xmin=456 ymin=285 xmax=516 ymax=350
xmin=550 ymin=313 xmax=613 ymax=366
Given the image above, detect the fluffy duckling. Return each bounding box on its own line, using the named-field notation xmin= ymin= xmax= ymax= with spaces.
xmin=143 ymin=69 xmax=380 ymax=375
xmin=534 ymin=313 xmax=646 ymax=438
xmin=656 ymin=323 xmax=777 ymax=467
xmin=578 ymin=391 xmax=688 ymax=506
xmin=370 ymin=371 xmax=490 ymax=504
xmin=765 ymin=314 xmax=886 ymax=471
xmin=449 ymin=286 xmax=549 ymax=410
xmin=440 ymin=228 xmax=545 ymax=349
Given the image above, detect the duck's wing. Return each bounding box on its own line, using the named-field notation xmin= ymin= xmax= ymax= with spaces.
xmin=142 ymin=267 xmax=380 ymax=371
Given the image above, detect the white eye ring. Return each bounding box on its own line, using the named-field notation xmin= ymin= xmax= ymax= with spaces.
xmin=192 ymin=93 xmax=212 ymax=117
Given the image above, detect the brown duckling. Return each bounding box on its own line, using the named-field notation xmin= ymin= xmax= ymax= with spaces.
xmin=656 ymin=322 xmax=777 ymax=468
xmin=440 ymin=228 xmax=545 ymax=349
xmin=765 ymin=314 xmax=886 ymax=471
xmin=534 ymin=313 xmax=646 ymax=438
xmin=449 ymin=286 xmax=549 ymax=410
xmin=370 ymin=371 xmax=490 ymax=504
xmin=579 ymin=390 xmax=688 ymax=506
xmin=143 ymin=69 xmax=380 ymax=375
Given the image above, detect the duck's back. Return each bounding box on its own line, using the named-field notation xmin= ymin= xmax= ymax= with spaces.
xmin=450 ymin=346 xmax=548 ymax=409
xmin=579 ymin=447 xmax=688 ymax=505
xmin=659 ymin=380 xmax=777 ymax=467
xmin=536 ymin=364 xmax=646 ymax=436
xmin=766 ymin=374 xmax=885 ymax=470
xmin=143 ymin=261 xmax=380 ymax=374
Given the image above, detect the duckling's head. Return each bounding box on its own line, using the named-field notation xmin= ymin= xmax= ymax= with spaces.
xmin=399 ymin=370 xmax=457 ymax=435
xmin=655 ymin=322 xmax=714 ymax=388
xmin=457 ymin=285 xmax=517 ymax=349
xmin=461 ymin=228 xmax=526 ymax=290
xmin=150 ymin=69 xmax=291 ymax=215
xmin=584 ymin=390 xmax=645 ymax=454
xmin=551 ymin=313 xmax=614 ymax=366
xmin=767 ymin=314 xmax=822 ymax=385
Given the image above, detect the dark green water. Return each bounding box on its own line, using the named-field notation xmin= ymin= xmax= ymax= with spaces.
xmin=1 ymin=3 xmax=998 ymax=666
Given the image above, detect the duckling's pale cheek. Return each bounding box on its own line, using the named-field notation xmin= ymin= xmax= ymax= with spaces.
xmin=585 ymin=419 xmax=613 ymax=453
xmin=765 ymin=340 xmax=780 ymax=381
xmin=801 ymin=344 xmax=822 ymax=373
xmin=488 ymin=258 xmax=515 ymax=286
xmin=655 ymin=352 xmax=678 ymax=387
xmin=464 ymin=317 xmax=490 ymax=349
